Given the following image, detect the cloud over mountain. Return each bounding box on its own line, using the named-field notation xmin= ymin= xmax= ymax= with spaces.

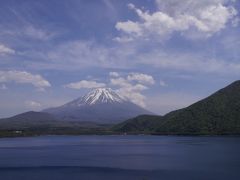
xmin=110 ymin=73 xmax=155 ymax=107
xmin=127 ymin=73 xmax=155 ymax=85
xmin=63 ymin=72 xmax=155 ymax=108
xmin=64 ymin=80 xmax=106 ymax=89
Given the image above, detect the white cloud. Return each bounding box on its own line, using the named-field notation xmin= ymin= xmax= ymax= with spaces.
xmin=110 ymin=77 xmax=148 ymax=91
xmin=113 ymin=36 xmax=133 ymax=43
xmin=160 ymin=80 xmax=168 ymax=87
xmin=116 ymin=86 xmax=147 ymax=107
xmin=111 ymin=77 xmax=147 ymax=107
xmin=110 ymin=73 xmax=153 ymax=107
xmin=116 ymin=0 xmax=238 ymax=40
xmin=0 ymin=44 xmax=15 ymax=55
xmin=25 ymin=100 xmax=42 ymax=108
xmin=110 ymin=77 xmax=129 ymax=87
xmin=0 ymin=70 xmax=51 ymax=90
xmin=64 ymin=73 xmax=153 ymax=107
xmin=116 ymin=20 xmax=142 ymax=36
xmin=65 ymin=80 xmax=106 ymax=89
xmin=109 ymin=71 xmax=120 ymax=77
xmin=127 ymin=73 xmax=155 ymax=85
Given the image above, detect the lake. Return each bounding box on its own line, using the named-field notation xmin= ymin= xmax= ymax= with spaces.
xmin=0 ymin=135 xmax=239 ymax=180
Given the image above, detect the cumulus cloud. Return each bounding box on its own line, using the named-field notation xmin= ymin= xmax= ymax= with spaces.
xmin=0 ymin=70 xmax=51 ymax=90
xmin=110 ymin=77 xmax=148 ymax=91
xmin=117 ymin=87 xmax=147 ymax=107
xmin=116 ymin=20 xmax=142 ymax=36
xmin=127 ymin=73 xmax=155 ymax=85
xmin=65 ymin=80 xmax=106 ymax=89
xmin=110 ymin=77 xmax=147 ymax=107
xmin=109 ymin=71 xmax=120 ymax=77
xmin=65 ymin=72 xmax=154 ymax=107
xmin=110 ymin=72 xmax=154 ymax=107
xmin=116 ymin=0 xmax=238 ymax=41
xmin=0 ymin=44 xmax=15 ymax=55
xmin=113 ymin=36 xmax=134 ymax=43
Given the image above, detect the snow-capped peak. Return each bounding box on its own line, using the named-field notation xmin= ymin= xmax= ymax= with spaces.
xmin=83 ymin=88 xmax=124 ymax=104
xmin=66 ymin=88 xmax=126 ymax=107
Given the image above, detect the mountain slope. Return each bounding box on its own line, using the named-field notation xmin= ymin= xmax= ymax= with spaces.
xmin=0 ymin=111 xmax=60 ymax=130
xmin=44 ymin=88 xmax=151 ymax=124
xmin=114 ymin=80 xmax=240 ymax=135
xmin=0 ymin=111 xmax=113 ymax=137
xmin=113 ymin=115 xmax=164 ymax=133
xmin=157 ymin=80 xmax=240 ymax=134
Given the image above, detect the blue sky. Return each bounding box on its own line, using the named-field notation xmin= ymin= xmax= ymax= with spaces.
xmin=0 ymin=0 xmax=239 ymax=117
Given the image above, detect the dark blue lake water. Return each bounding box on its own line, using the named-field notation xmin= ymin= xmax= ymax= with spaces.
xmin=0 ymin=135 xmax=240 ymax=180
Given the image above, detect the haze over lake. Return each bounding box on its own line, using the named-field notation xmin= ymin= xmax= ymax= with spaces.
xmin=0 ymin=135 xmax=240 ymax=180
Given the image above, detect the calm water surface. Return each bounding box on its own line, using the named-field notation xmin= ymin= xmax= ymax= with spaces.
xmin=0 ymin=135 xmax=239 ymax=180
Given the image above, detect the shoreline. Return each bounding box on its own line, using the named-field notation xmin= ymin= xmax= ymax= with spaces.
xmin=1 ymin=130 xmax=240 ymax=138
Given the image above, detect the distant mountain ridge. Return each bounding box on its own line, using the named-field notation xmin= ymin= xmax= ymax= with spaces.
xmin=1 ymin=81 xmax=240 ymax=136
xmin=114 ymin=80 xmax=240 ymax=135
xmin=0 ymin=111 xmax=113 ymax=137
xmin=0 ymin=111 xmax=58 ymax=130
xmin=43 ymin=88 xmax=152 ymax=124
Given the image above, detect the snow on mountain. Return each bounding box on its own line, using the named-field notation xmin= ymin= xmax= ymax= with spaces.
xmin=65 ymin=88 xmax=125 ymax=107
xmin=43 ymin=88 xmax=152 ymax=124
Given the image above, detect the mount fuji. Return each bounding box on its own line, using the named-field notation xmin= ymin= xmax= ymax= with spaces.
xmin=43 ymin=88 xmax=152 ymax=124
